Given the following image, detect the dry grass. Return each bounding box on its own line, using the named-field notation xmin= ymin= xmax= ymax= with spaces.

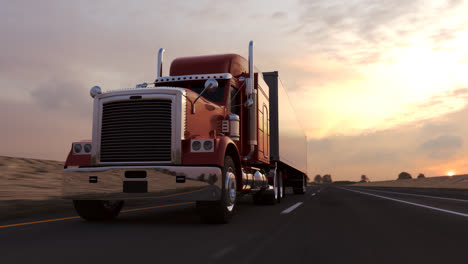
xmin=0 ymin=156 xmax=64 ymax=201
xmin=353 ymin=174 xmax=468 ymax=189
xmin=0 ymin=156 xmax=71 ymax=219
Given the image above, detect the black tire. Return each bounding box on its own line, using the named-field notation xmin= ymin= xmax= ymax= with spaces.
xmin=197 ymin=155 xmax=237 ymax=224
xmin=293 ymin=175 xmax=307 ymax=195
xmin=73 ymin=200 xmax=124 ymax=221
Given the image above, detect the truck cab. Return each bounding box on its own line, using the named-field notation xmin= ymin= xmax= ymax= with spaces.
xmin=63 ymin=42 xmax=307 ymax=223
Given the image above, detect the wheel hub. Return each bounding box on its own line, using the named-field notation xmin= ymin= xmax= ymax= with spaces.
xmin=225 ymin=171 xmax=236 ymax=211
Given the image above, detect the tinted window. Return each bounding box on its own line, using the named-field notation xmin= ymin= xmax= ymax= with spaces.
xmin=189 ymin=81 xmax=225 ymax=103
xmin=229 ymin=86 xmax=241 ymax=115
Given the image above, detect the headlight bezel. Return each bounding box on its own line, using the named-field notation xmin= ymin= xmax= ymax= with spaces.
xmin=72 ymin=142 xmax=92 ymax=155
xmin=191 ymin=139 xmax=215 ymax=152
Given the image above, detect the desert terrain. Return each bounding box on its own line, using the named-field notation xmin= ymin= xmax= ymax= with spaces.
xmin=2 ymin=155 xmax=468 ymax=219
xmin=0 ymin=156 xmax=70 ymax=219
xmin=353 ymin=174 xmax=468 ymax=189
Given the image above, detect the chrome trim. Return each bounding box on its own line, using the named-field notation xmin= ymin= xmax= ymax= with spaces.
xmin=228 ymin=114 xmax=240 ymax=141
xmin=228 ymin=114 xmax=240 ymax=121
xmin=91 ymin=88 xmax=186 ymax=166
xmin=63 ymin=166 xmax=222 ymax=201
xmin=155 ymin=73 xmax=232 ymax=83
xmin=225 ymin=171 xmax=236 ymax=212
xmin=244 ymin=41 xmax=257 ymax=161
xmin=247 ymin=41 xmax=254 ymax=96
xmin=157 ymin=48 xmax=165 ymax=78
xmin=90 ymin=86 xmax=102 ymax=98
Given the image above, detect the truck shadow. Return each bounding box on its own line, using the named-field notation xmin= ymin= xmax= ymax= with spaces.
xmin=83 ymin=198 xmax=255 ymax=227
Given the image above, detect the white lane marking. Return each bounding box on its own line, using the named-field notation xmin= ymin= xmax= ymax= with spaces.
xmin=342 ymin=188 xmax=468 ymax=218
xmin=352 ymin=187 xmax=468 ymax=203
xmin=311 ymin=193 xmax=316 ymax=196
xmin=211 ymin=246 xmax=235 ymax=259
xmin=281 ymin=202 xmax=303 ymax=214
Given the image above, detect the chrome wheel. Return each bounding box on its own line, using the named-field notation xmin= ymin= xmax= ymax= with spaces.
xmin=278 ymin=172 xmax=284 ymax=200
xmin=273 ymin=171 xmax=279 ymax=201
xmin=198 ymin=155 xmax=237 ymax=224
xmin=225 ymin=171 xmax=237 ymax=212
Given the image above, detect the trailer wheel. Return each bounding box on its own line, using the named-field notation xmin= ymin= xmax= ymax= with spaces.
xmin=197 ymin=155 xmax=237 ymax=224
xmin=253 ymin=170 xmax=281 ymax=205
xmin=293 ymin=175 xmax=307 ymax=195
xmin=278 ymin=171 xmax=284 ymax=202
xmin=73 ymin=200 xmax=124 ymax=221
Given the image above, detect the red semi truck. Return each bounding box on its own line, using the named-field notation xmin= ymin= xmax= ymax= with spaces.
xmin=63 ymin=41 xmax=308 ymax=223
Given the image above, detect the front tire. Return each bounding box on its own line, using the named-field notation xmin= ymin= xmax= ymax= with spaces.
xmin=197 ymin=155 xmax=237 ymax=224
xmin=73 ymin=200 xmax=124 ymax=221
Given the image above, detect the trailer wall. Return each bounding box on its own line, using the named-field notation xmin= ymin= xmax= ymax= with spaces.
xmin=263 ymin=71 xmax=307 ymax=174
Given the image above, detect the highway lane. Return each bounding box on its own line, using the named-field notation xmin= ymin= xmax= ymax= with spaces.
xmin=346 ymin=186 xmax=468 ymax=216
xmin=1 ymin=186 xmax=467 ymax=264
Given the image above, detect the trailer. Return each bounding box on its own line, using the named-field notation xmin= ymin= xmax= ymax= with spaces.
xmin=63 ymin=41 xmax=308 ymax=223
xmin=264 ymin=71 xmax=308 ymax=195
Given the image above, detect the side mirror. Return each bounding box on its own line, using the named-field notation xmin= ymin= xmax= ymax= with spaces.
xmin=204 ymin=78 xmax=218 ymax=93
xmin=244 ymin=98 xmax=254 ymax=108
xmin=192 ymin=78 xmax=219 ymax=114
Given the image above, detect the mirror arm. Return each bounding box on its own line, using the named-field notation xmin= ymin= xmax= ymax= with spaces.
xmin=191 ymin=85 xmax=211 ymax=114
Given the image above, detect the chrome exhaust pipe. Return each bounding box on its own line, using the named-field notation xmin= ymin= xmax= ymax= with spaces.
xmin=244 ymin=41 xmax=257 ymax=161
xmin=157 ymin=48 xmax=165 ymax=78
xmin=246 ymin=41 xmax=254 ymax=96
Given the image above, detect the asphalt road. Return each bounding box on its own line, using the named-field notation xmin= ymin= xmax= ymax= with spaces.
xmin=1 ymin=186 xmax=467 ymax=264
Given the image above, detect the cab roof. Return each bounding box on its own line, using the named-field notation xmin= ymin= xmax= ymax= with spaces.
xmin=169 ymin=54 xmax=248 ymax=77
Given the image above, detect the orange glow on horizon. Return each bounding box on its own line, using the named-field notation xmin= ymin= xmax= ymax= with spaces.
xmin=447 ymin=170 xmax=456 ymax=177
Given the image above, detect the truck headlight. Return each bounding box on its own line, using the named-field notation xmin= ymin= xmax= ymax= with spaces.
xmin=192 ymin=140 xmax=201 ymax=151
xmin=73 ymin=143 xmax=82 ymax=154
xmin=203 ymin=140 xmax=213 ymax=151
xmin=191 ymin=139 xmax=214 ymax=152
xmin=84 ymin=144 xmax=92 ymax=153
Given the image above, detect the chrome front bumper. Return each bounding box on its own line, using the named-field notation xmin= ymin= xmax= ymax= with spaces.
xmin=63 ymin=166 xmax=222 ymax=201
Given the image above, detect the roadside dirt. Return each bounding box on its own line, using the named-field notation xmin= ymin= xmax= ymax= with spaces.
xmin=0 ymin=156 xmax=69 ymax=219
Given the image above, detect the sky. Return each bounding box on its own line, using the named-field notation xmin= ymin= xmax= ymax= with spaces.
xmin=1 ymin=0 xmax=468 ymax=181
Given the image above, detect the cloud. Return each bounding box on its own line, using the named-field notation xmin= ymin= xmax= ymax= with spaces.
xmin=291 ymin=0 xmax=466 ymax=64
xmin=272 ymin=11 xmax=287 ymax=19
xmin=29 ymin=79 xmax=91 ymax=116
xmin=420 ymin=135 xmax=463 ymax=159
xmin=382 ymin=87 xmax=468 ymax=127
xmin=308 ymin=103 xmax=468 ymax=180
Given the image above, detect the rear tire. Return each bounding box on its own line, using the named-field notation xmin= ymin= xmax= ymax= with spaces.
xmin=197 ymin=155 xmax=237 ymax=224
xmin=73 ymin=200 xmax=124 ymax=221
xmin=293 ymin=175 xmax=307 ymax=195
xmin=277 ymin=172 xmax=283 ymax=203
xmin=253 ymin=169 xmax=281 ymax=205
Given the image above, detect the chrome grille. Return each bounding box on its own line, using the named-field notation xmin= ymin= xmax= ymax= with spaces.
xmin=100 ymin=99 xmax=172 ymax=162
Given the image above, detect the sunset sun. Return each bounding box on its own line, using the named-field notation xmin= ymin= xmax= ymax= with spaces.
xmin=447 ymin=171 xmax=456 ymax=177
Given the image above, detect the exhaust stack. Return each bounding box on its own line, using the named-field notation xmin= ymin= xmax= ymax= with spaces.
xmin=244 ymin=41 xmax=258 ymax=161
xmin=247 ymin=41 xmax=254 ymax=96
xmin=157 ymin=48 xmax=166 ymax=78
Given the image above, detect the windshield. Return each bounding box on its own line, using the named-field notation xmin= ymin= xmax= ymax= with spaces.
xmin=187 ymin=80 xmax=226 ymax=103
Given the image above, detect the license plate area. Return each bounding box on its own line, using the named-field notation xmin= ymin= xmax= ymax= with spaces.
xmin=123 ymin=181 xmax=148 ymax=193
